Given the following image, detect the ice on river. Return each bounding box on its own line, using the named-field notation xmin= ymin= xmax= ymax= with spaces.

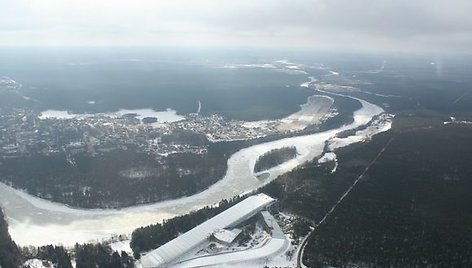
xmin=1 ymin=88 xmax=391 ymax=247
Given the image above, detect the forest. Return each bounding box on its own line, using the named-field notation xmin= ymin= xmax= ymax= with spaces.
xmin=261 ymin=113 xmax=472 ymax=267
xmin=254 ymin=146 xmax=297 ymax=173
xmin=0 ymin=207 xmax=21 ymax=267
xmin=19 ymin=243 xmax=134 ymax=268
xmin=0 ymin=147 xmax=227 ymax=208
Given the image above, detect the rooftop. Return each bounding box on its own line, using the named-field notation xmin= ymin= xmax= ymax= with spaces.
xmin=140 ymin=193 xmax=275 ymax=268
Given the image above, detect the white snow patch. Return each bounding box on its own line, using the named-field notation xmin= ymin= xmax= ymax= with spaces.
xmin=300 ymin=76 xmax=317 ymax=88
xmin=329 ymin=71 xmax=340 ymax=75
xmin=223 ymin=63 xmax=276 ymax=69
xmin=23 ymin=259 xmax=54 ymax=268
xmin=109 ymin=240 xmax=133 ymax=255
xmin=318 ymin=152 xmax=336 ymax=163
xmin=329 ymin=114 xmax=393 ymax=150
xmin=275 ymin=59 xmax=295 ymax=65
xmin=443 ymin=117 xmax=472 ymax=125
xmin=318 ymin=152 xmax=338 ymax=173
xmin=39 ymin=110 xmax=89 ymax=120
xmin=223 ymin=60 xmax=308 ymax=75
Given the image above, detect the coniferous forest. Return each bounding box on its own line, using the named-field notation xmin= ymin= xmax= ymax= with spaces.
xmin=262 ymin=114 xmax=472 ymax=267
xmin=0 ymin=207 xmax=22 ymax=268
xmin=254 ymin=146 xmax=298 ymax=173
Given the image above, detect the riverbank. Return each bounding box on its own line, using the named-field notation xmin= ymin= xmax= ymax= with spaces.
xmin=1 ymin=81 xmax=390 ymax=247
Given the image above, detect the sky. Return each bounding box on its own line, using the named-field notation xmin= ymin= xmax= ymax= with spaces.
xmin=1 ymin=0 xmax=472 ymax=53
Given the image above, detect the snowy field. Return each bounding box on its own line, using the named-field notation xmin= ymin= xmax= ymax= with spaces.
xmin=1 ymin=77 xmax=391 ymax=247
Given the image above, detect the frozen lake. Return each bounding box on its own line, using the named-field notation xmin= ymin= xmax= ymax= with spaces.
xmin=39 ymin=108 xmax=185 ymax=124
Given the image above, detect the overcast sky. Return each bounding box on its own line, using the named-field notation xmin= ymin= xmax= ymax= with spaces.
xmin=1 ymin=0 xmax=472 ymax=53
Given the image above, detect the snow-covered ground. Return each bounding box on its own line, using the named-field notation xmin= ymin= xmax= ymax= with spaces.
xmin=109 ymin=240 xmax=133 ymax=255
xmin=222 ymin=60 xmax=308 ymax=75
xmin=242 ymin=94 xmax=334 ymax=133
xmin=328 ymin=113 xmax=393 ymax=150
xmin=23 ymin=259 xmax=54 ymax=268
xmin=38 ymin=108 xmax=184 ymax=124
xmin=318 ymin=152 xmax=338 ymax=173
xmin=1 ymin=76 xmax=392 ymax=248
xmin=38 ymin=110 xmax=85 ymax=120
xmin=300 ymin=76 xmax=317 ymax=88
xmin=318 ymin=152 xmax=336 ymax=163
xmin=443 ymin=116 xmax=472 ymax=125
xmin=276 ymin=95 xmax=334 ymax=132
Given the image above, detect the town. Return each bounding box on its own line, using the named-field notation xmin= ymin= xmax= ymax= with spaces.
xmin=0 ymin=105 xmax=335 ymax=160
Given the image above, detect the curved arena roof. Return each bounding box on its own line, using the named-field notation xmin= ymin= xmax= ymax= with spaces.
xmin=141 ymin=193 xmax=275 ymax=267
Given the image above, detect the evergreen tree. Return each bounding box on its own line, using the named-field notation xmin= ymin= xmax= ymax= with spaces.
xmin=0 ymin=207 xmax=22 ymax=268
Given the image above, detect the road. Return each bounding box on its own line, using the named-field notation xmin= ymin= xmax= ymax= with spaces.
xmin=297 ymin=137 xmax=394 ymax=267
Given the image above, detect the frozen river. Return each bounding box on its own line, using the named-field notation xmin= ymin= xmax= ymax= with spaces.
xmin=0 ymin=86 xmax=390 ymax=247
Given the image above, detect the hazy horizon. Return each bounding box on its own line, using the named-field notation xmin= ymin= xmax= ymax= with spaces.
xmin=1 ymin=0 xmax=472 ymax=54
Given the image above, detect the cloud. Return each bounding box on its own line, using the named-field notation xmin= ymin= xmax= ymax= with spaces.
xmin=1 ymin=0 xmax=471 ymax=53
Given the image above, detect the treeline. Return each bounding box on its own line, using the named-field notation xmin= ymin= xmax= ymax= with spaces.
xmin=22 ymin=245 xmax=72 ymax=268
xmin=0 ymin=207 xmax=22 ymax=267
xmin=130 ymin=196 xmax=245 ymax=259
xmin=21 ymin=243 xmax=134 ymax=268
xmin=74 ymin=244 xmax=134 ymax=268
xmin=254 ymin=146 xmax=297 ymax=173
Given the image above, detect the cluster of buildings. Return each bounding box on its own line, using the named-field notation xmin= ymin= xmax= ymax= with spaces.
xmin=172 ymin=114 xmax=280 ymax=142
xmin=0 ymin=104 xmax=318 ymax=160
xmin=0 ymin=107 xmax=206 ymax=160
xmin=0 ymin=87 xmax=336 ymax=163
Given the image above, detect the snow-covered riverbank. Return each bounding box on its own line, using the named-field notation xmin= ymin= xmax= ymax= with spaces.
xmin=0 ymin=79 xmax=391 ymax=247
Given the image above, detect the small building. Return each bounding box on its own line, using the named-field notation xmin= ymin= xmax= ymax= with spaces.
xmin=211 ymin=228 xmax=242 ymax=246
xmin=260 ymin=210 xmax=285 ymax=239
